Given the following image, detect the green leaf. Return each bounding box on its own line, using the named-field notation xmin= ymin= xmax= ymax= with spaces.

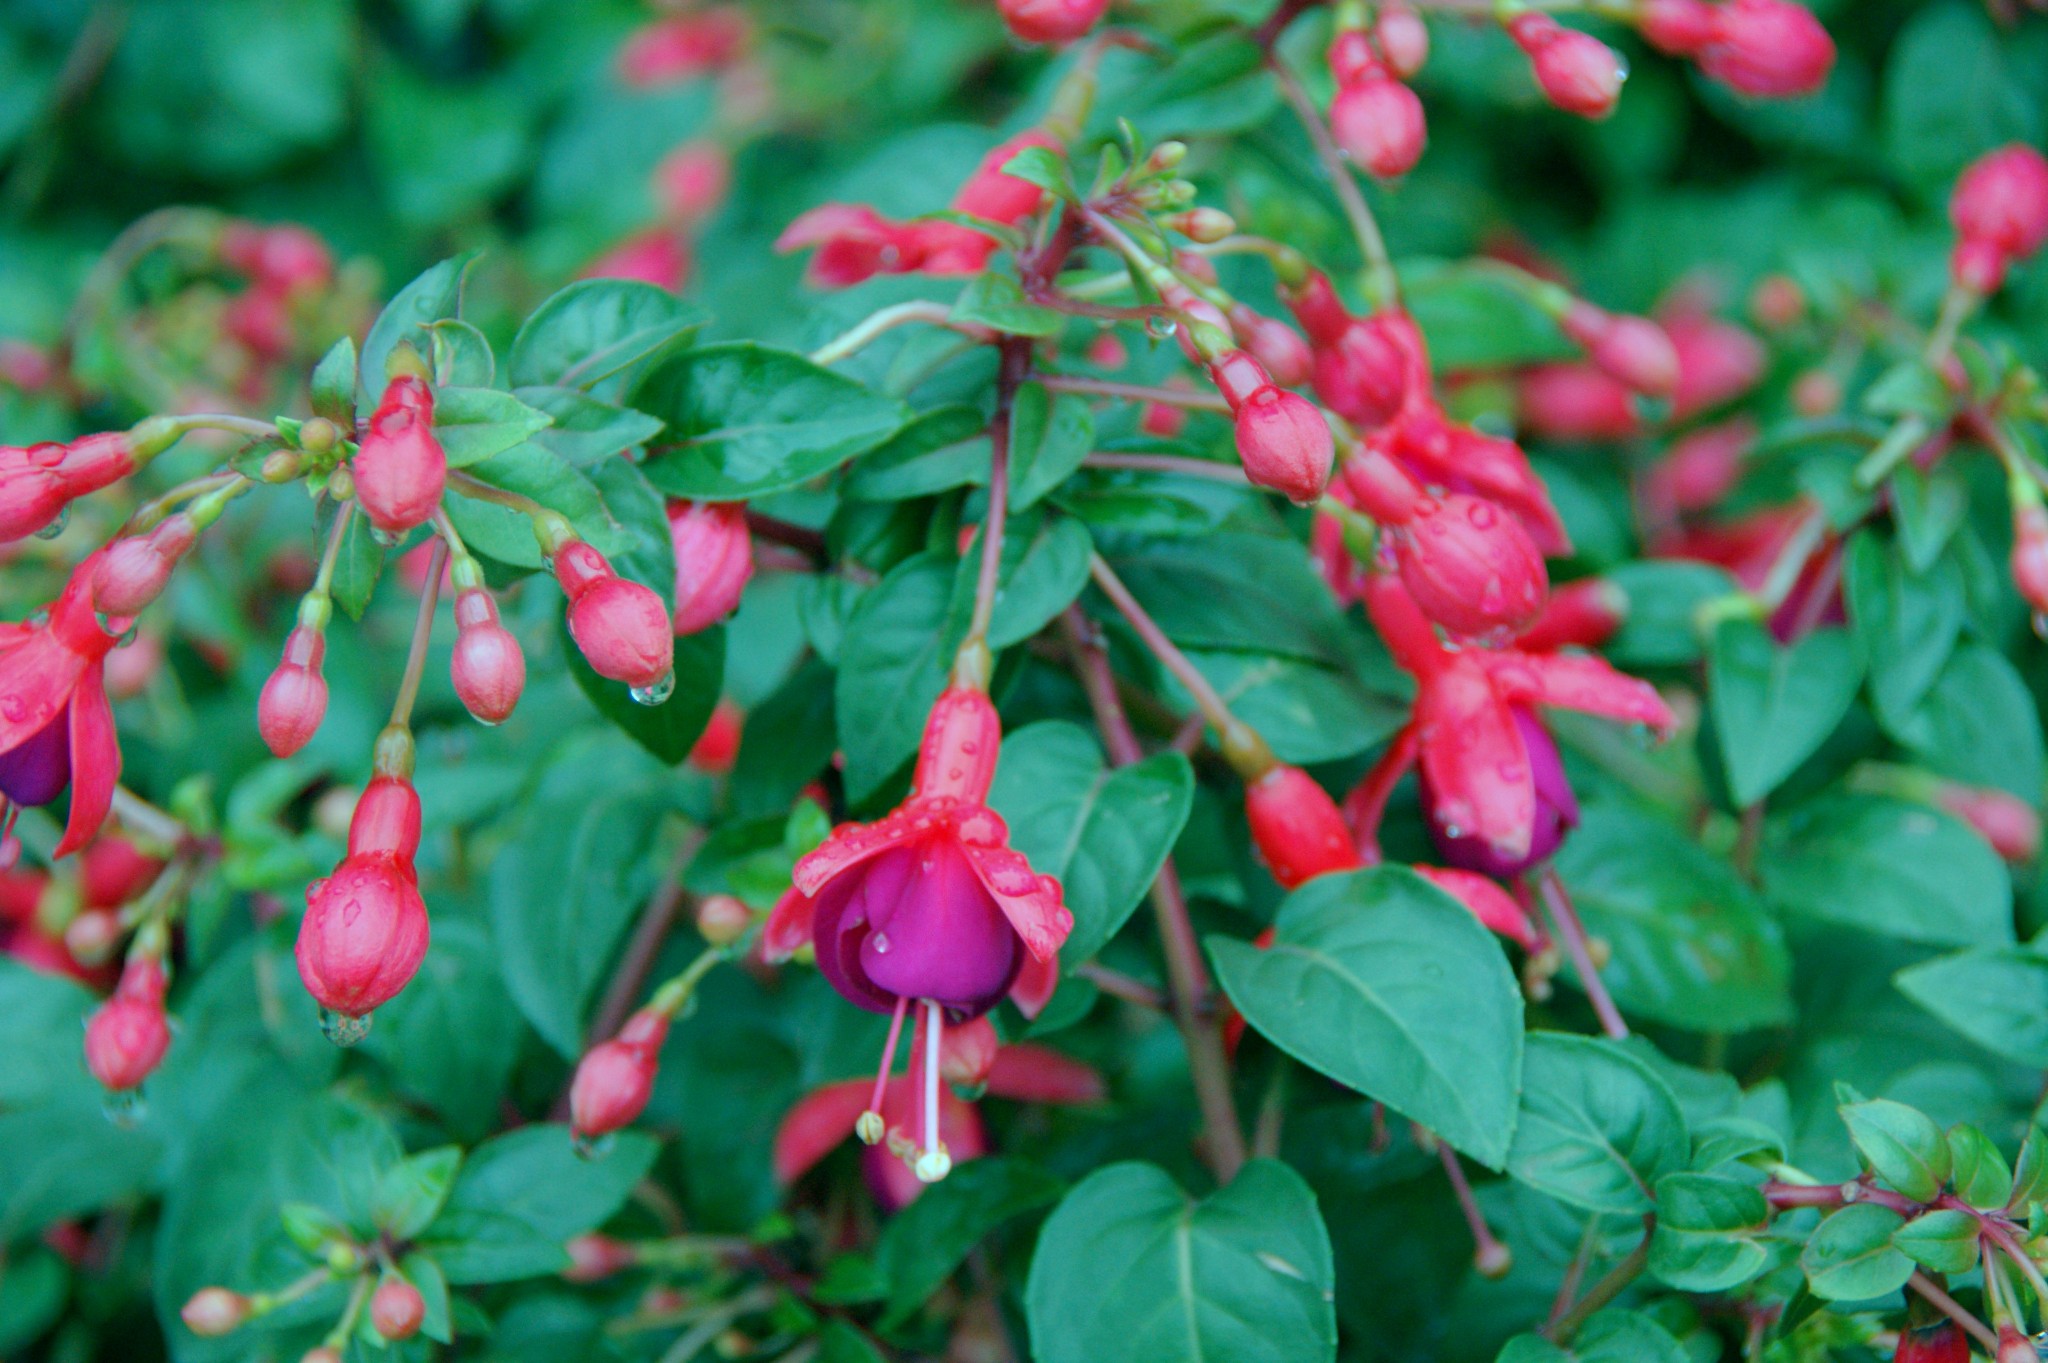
xmin=520 ymin=388 xmax=666 ymax=468
xmin=634 ymin=343 xmax=908 ymax=500
xmin=1495 ymin=1310 xmax=1689 ymax=1363
xmin=325 ymin=501 xmax=386 ymax=621
xmin=841 ymin=405 xmax=989 ymax=503
xmin=1105 ymin=534 xmax=1353 ymax=664
xmin=999 ymin=145 xmax=1072 ymax=196
xmin=434 ymin=387 xmax=554 ymax=469
xmin=423 ymin=1125 xmax=657 ymax=1285
xmin=1505 ymin=1034 xmax=1689 ymax=1216
xmin=1897 ymin=943 xmax=2048 ymax=1067
xmin=1759 ymin=795 xmax=2012 ymax=948
xmin=1009 ymin=383 xmax=1095 ymax=510
xmin=560 ymin=617 xmax=723 ymax=766
xmin=1801 ymin=1203 xmax=1913 ymax=1302
xmin=1892 ymin=465 xmax=1969 ymax=572
xmin=359 ymin=255 xmax=478 ymax=408
xmin=1190 ymin=650 xmax=1408 ymax=766
xmin=1947 ymin=1124 xmax=2014 ymax=1210
xmin=509 ymin=280 xmax=707 ymax=392
xmin=1839 ymin=1098 xmax=1951 ymax=1202
xmin=987 ymin=722 xmax=1194 ymax=964
xmin=443 ymin=437 xmax=664 ymax=574
xmin=1880 ymin=1 xmax=2041 ymax=189
xmin=0 ymin=1249 xmax=66 ymax=1359
xmin=1648 ymin=1173 xmax=1772 ymax=1293
xmin=2012 ymin=1125 xmax=2048 ymax=1211
xmin=1403 ymin=261 xmax=1574 ymax=371
xmin=948 ymin=512 xmax=1093 ymax=651
xmin=1210 ymin=868 xmax=1524 ymax=1168
xmin=874 ymin=1158 xmax=1063 ymax=1327
xmin=374 ymin=1148 xmax=464 ymax=1241
xmin=950 ymin=274 xmax=1064 ymax=337
xmin=1601 ymin=562 xmax=1739 ymax=669
xmin=1025 ymin=1160 xmax=1336 ymax=1363
xmin=1890 ymin=1208 xmax=1979 ymax=1275
xmin=1552 ymin=806 xmax=1793 ymax=1033
xmin=1842 ymin=534 xmax=1963 ymax=726
xmin=311 ymin=336 xmax=357 ymax=425
xmin=400 ymin=1251 xmax=454 ymax=1344
xmin=1708 ymin=620 xmax=1863 ymax=807
xmin=1888 ymin=643 xmax=2046 ymax=800
xmin=428 ymin=319 xmax=497 ymax=387
xmin=834 ymin=554 xmax=954 ymax=804
xmin=488 ymin=737 xmax=682 ymax=1056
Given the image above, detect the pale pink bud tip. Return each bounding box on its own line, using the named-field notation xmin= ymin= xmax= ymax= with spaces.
xmin=1234 ymin=388 xmax=1336 ymax=504
xmin=1329 ymin=77 xmax=1427 ymax=180
xmin=181 ymin=1289 xmax=250 ymax=1337
xmin=1936 ymin=784 xmax=2041 ymax=864
xmin=370 ymin=1278 xmax=425 ymax=1342
xmin=996 ymin=0 xmax=1109 ymax=44
xmin=2011 ymin=502 xmax=2048 ymax=617
xmin=450 ymin=589 xmax=526 ymax=725
xmin=696 ymin=893 xmax=753 ymax=946
xmin=570 ymin=1012 xmax=671 ymax=1139
xmin=258 ymin=628 xmax=329 ymax=758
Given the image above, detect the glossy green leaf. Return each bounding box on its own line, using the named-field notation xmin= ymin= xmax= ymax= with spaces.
xmin=1708 ymin=620 xmax=1863 ymax=807
xmin=1025 ymin=1160 xmax=1336 ymax=1363
xmin=1505 ymin=1034 xmax=1689 ymax=1216
xmin=1897 ymin=943 xmax=2048 ymax=1067
xmin=875 ymin=1158 xmax=1063 ymax=1327
xmin=1800 ymin=1203 xmax=1912 ymax=1302
xmin=422 ymin=1125 xmax=657 ymax=1285
xmin=1839 ymin=1098 xmax=1951 ymax=1202
xmin=1648 ymin=1173 xmax=1772 ymax=1293
xmin=1009 ymin=383 xmax=1095 ymax=510
xmin=509 ymin=280 xmax=706 ymax=391
xmin=1211 ymin=868 xmax=1524 ymax=1167
xmin=834 ymin=553 xmax=955 ymax=804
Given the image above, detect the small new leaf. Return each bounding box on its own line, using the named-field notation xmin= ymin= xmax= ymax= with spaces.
xmin=1002 ymin=145 xmax=1074 ymax=199
xmin=1839 ymin=1099 xmax=1950 ymax=1202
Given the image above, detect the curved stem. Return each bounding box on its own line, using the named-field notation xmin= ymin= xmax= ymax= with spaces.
xmin=1087 ymin=552 xmax=1240 ymax=736
xmin=808 ymin=301 xmax=987 ymax=366
xmin=1082 ymin=452 xmax=1247 ymax=482
xmin=57 ymin=206 xmax=227 ymax=371
xmin=310 ymin=501 xmax=354 ymax=599
xmin=1535 ymin=865 xmax=1629 ymax=1040
xmin=1546 ymin=1222 xmax=1651 ymax=1344
xmin=966 ymin=339 xmax=1032 ymax=655
xmin=1909 ymin=1270 xmax=1999 ymax=1352
xmin=1044 ymin=374 xmax=1231 ymax=411
xmin=448 ymin=469 xmax=548 ymax=519
xmin=387 ymin=539 xmax=449 ymax=730
xmin=168 ymin=412 xmax=280 ymax=442
xmin=1264 ymin=54 xmax=1398 ymax=307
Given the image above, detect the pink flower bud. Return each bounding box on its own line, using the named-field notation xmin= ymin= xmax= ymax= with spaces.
xmin=950 ymin=130 xmax=1063 ymax=225
xmin=914 ymin=1009 xmax=1001 ymax=1089
xmin=667 ymin=499 xmax=755 ymax=634
xmin=1696 ymin=0 xmax=1835 ymax=99
xmin=571 ymin=1009 xmax=671 ymax=1140
xmin=1329 ymin=75 xmax=1428 ymax=179
xmin=1749 ymin=274 xmax=1806 ymax=330
xmin=1226 ymin=380 xmax=1335 ymax=504
xmin=84 ymin=956 xmax=171 ymax=1091
xmin=297 ymin=779 xmax=429 ymax=1023
xmin=0 ymin=340 xmax=55 ymax=393
xmin=1085 ymin=332 xmax=1128 ymax=369
xmin=653 ymin=141 xmax=732 ymax=224
xmin=302 ymin=1349 xmax=344 ymax=1363
xmin=582 ymin=229 xmax=692 ymax=291
xmin=615 ymin=10 xmax=748 ymax=86
xmin=1390 ymin=494 xmax=1550 ymax=639
xmin=1935 ymin=783 xmax=2041 ymax=864
xmin=352 ymin=376 xmax=446 ymax=536
xmin=259 ymin=627 xmax=329 ymax=757
xmin=370 ymin=1277 xmax=425 ymax=1342
xmin=1635 ymin=0 xmax=1718 ymax=53
xmin=1950 ymin=145 xmax=2048 ymax=261
xmin=996 ymin=0 xmax=1109 ymax=44
xmin=450 ymin=589 xmax=525 ymax=725
xmin=92 ymin=515 xmax=196 ymax=617
xmin=696 ymin=892 xmax=753 ymax=945
xmin=1375 ymin=4 xmax=1430 ymax=79
xmin=0 ymin=443 xmax=79 ymax=544
xmin=1562 ymin=304 xmax=1679 ymax=397
xmin=914 ymin=686 xmax=1003 ymax=802
xmin=1518 ymin=364 xmax=1641 ymax=441
xmin=1327 ymin=29 xmax=1379 ymax=86
xmin=1665 ymin=309 xmax=1765 ymax=420
xmin=220 ymin=222 xmax=334 ymax=294
xmin=2012 ymin=501 xmax=2048 ymax=618
xmin=1951 ymin=237 xmax=2010 ymax=295
xmin=223 ymin=286 xmax=293 ymax=363
xmin=65 ymin=908 xmax=123 ymax=967
xmin=564 ymin=1234 xmax=638 ymax=1282
xmin=555 ymin=541 xmax=676 ymax=692
xmin=181 ymin=1289 xmax=250 ymax=1337
xmin=1140 ymin=393 xmax=1190 ymax=438
xmin=688 ymin=698 xmax=743 ymax=773
xmin=1228 ymin=306 xmax=1313 ymax=389
xmin=1244 ymin=765 xmax=1362 ymax=889
xmin=1311 ymin=321 xmax=1411 ymax=429
xmin=1506 ymin=14 xmax=1625 ymax=120
xmin=1997 ymin=1325 xmax=2037 ymax=1363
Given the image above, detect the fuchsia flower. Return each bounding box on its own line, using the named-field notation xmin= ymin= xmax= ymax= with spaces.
xmin=777 ymin=132 xmax=1058 ymax=289
xmin=778 ymin=686 xmax=1071 ymax=1185
xmin=295 ymin=772 xmax=430 ymax=1030
xmin=0 ymin=553 xmax=125 ymax=856
xmin=1559 ymin=302 xmax=1679 ymax=398
xmin=1208 ymin=350 xmax=1336 ymax=503
xmin=1347 ymin=574 xmax=1674 ymax=875
xmin=0 ymin=432 xmax=143 ymax=545
xmin=773 ymin=1029 xmax=1103 ymax=1209
xmin=1327 ymin=30 xmax=1427 ymax=180
xmin=1505 ymin=13 xmax=1625 ymax=119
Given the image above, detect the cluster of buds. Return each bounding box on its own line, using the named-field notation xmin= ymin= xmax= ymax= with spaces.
xmin=778 ymin=129 xmax=1060 ymax=288
xmin=996 ymin=0 xmax=1110 ymax=45
xmin=1948 ymin=143 xmax=2048 ymax=296
xmin=1629 ymin=0 xmax=1836 ymax=98
xmin=1326 ymin=13 xmax=1427 ymax=179
xmin=0 ymin=833 xmax=162 ymax=985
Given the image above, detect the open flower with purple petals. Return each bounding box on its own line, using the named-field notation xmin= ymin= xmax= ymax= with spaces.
xmin=0 ymin=552 xmax=126 ymax=856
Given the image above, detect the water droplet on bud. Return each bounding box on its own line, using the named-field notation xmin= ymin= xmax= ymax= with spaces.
xmin=34 ymin=507 xmax=68 ymax=540
xmin=103 ymin=1088 xmax=145 ymax=1127
xmin=318 ymin=1008 xmax=372 ymax=1047
xmin=572 ymin=1130 xmax=617 ymax=1161
xmin=870 ymin=933 xmax=891 ymax=955
xmin=628 ymin=671 xmax=676 ymax=706
xmin=370 ymin=527 xmax=403 ymax=549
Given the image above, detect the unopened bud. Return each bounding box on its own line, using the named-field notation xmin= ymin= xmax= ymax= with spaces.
xmin=369 ymin=1276 xmax=425 ymax=1342
xmin=696 ymin=893 xmax=753 ymax=946
xmin=181 ymin=1288 xmax=250 ymax=1337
